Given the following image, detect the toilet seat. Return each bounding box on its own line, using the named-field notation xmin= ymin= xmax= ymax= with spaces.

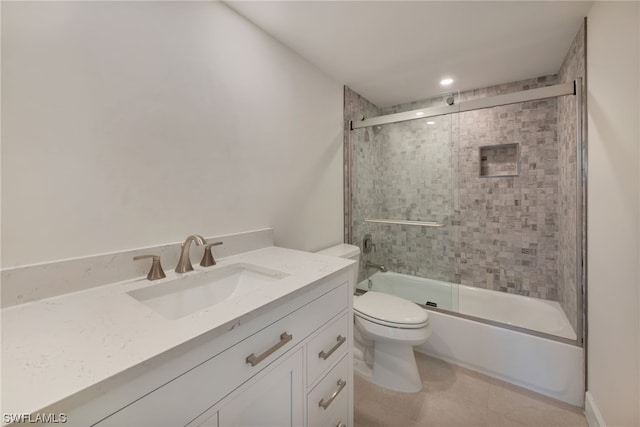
xmin=354 ymin=291 xmax=429 ymax=329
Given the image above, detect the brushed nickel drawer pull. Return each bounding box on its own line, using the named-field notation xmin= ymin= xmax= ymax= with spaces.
xmin=319 ymin=335 xmax=346 ymax=360
xmin=246 ymin=332 xmax=293 ymax=367
xmin=319 ymin=379 xmax=346 ymax=410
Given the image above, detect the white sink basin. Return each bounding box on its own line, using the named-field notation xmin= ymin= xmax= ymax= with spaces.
xmin=127 ymin=263 xmax=289 ymax=320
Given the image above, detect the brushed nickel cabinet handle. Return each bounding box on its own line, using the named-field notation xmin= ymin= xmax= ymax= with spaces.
xmin=318 ymin=379 xmax=346 ymax=410
xmin=245 ymin=332 xmax=293 ymax=367
xmin=319 ymin=335 xmax=346 ymax=360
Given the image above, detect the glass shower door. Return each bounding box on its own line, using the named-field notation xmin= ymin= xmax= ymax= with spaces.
xmin=350 ymin=113 xmax=457 ymax=310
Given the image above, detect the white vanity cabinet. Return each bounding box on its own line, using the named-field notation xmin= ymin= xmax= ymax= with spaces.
xmin=84 ymin=270 xmax=353 ymax=427
xmin=190 ymin=348 xmax=304 ymax=427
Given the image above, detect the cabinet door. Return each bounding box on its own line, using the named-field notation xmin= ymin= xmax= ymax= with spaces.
xmin=218 ymin=348 xmax=304 ymax=427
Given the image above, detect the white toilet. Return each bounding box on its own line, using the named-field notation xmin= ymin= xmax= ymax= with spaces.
xmin=316 ymin=244 xmax=431 ymax=393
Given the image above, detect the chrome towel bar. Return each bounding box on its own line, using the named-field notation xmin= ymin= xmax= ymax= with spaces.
xmin=363 ymin=218 xmax=445 ymax=228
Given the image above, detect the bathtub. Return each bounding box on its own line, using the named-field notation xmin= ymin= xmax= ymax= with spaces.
xmin=357 ymin=272 xmax=584 ymax=406
xmin=358 ymin=272 xmax=576 ymax=340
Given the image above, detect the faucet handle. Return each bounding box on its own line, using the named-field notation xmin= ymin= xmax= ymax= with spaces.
xmin=200 ymin=242 xmax=223 ymax=267
xmin=133 ymin=254 xmax=166 ymax=281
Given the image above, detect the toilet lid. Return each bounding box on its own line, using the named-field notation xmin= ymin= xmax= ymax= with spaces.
xmin=354 ymin=291 xmax=429 ymax=328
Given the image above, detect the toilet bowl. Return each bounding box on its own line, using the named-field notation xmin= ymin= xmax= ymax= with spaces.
xmin=316 ymin=244 xmax=431 ymax=393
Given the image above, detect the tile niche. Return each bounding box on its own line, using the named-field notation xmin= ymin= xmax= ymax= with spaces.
xmin=479 ymin=143 xmax=520 ymax=177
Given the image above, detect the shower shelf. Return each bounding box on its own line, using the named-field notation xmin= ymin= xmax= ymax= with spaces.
xmin=363 ymin=218 xmax=445 ymax=228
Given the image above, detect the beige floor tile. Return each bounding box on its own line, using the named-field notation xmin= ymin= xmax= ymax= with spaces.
xmin=354 ymin=352 xmax=588 ymax=427
xmin=420 ymin=394 xmax=490 ymax=427
xmin=354 ymin=374 xmax=426 ymax=420
xmin=487 ymin=381 xmax=587 ymax=427
xmin=482 ymin=409 xmax=529 ymax=427
xmin=416 ymin=353 xmax=491 ymax=408
xmin=354 ymin=397 xmax=383 ymax=427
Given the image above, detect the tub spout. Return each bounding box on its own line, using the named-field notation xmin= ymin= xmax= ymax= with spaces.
xmin=366 ymin=261 xmax=387 ymax=273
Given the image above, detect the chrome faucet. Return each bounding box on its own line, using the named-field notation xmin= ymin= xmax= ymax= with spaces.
xmin=365 ymin=261 xmax=388 ymax=273
xmin=175 ymin=234 xmax=207 ymax=273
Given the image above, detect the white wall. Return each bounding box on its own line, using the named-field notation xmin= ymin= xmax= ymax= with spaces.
xmin=587 ymin=2 xmax=640 ymax=426
xmin=1 ymin=2 xmax=343 ymax=268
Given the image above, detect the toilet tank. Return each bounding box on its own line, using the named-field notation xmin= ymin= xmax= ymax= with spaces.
xmin=315 ymin=244 xmax=360 ymax=292
xmin=315 ymin=243 xmax=360 ymax=261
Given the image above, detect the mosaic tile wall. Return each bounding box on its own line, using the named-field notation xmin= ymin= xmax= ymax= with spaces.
xmin=357 ymin=116 xmax=458 ymax=283
xmin=557 ymin=21 xmax=586 ymax=333
xmin=455 ymin=83 xmax=561 ymax=299
xmin=344 ymin=86 xmax=381 ymax=282
xmin=346 ymin=25 xmax=585 ymax=331
xmin=349 ymin=76 xmax=565 ymax=300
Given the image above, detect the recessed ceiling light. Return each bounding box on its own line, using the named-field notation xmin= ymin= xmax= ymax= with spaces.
xmin=440 ymin=78 xmax=454 ymax=86
xmin=416 ymin=112 xmax=424 ymax=116
xmin=427 ymin=121 xmax=436 ymax=125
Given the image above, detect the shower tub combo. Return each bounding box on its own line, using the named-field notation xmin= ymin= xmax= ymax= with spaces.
xmin=347 ymin=78 xmax=586 ymax=406
xmin=357 ymin=272 xmax=584 ymax=406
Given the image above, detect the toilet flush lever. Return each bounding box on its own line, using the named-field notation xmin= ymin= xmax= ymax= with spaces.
xmin=200 ymin=241 xmax=223 ymax=267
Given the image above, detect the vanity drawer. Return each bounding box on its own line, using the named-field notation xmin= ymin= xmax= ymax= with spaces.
xmin=97 ymin=281 xmax=349 ymax=427
xmin=313 ymin=390 xmax=348 ymax=427
xmin=307 ymin=354 xmax=350 ymax=427
xmin=307 ymin=312 xmax=350 ymax=385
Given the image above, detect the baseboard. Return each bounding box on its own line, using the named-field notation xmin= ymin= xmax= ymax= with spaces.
xmin=585 ymin=391 xmax=606 ymax=427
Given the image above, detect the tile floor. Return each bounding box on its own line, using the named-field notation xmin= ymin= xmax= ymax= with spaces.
xmin=354 ymin=352 xmax=587 ymax=427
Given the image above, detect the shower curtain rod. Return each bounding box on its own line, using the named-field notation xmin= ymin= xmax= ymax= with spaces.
xmin=350 ymin=81 xmax=576 ymax=130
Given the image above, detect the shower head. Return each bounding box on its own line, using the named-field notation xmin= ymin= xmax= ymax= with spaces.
xmin=445 ymin=95 xmax=455 ymax=106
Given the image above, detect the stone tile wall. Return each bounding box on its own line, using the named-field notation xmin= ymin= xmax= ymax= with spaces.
xmin=359 ymin=115 xmax=458 ymax=283
xmin=344 ymin=86 xmax=381 ymax=281
xmin=346 ymin=24 xmax=585 ymax=331
xmin=349 ymin=76 xmax=564 ymax=299
xmin=454 ymin=84 xmax=560 ymax=299
xmin=557 ymin=21 xmax=586 ymax=333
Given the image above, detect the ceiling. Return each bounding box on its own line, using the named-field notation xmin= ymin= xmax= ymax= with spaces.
xmin=226 ymin=1 xmax=592 ymax=107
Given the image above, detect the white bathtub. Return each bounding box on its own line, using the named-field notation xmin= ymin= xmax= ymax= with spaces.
xmin=357 ymin=272 xmax=584 ymax=406
xmin=359 ymin=272 xmax=576 ymax=340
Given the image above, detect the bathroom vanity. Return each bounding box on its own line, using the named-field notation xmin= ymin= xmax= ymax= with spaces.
xmin=1 ymin=243 xmax=355 ymax=427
